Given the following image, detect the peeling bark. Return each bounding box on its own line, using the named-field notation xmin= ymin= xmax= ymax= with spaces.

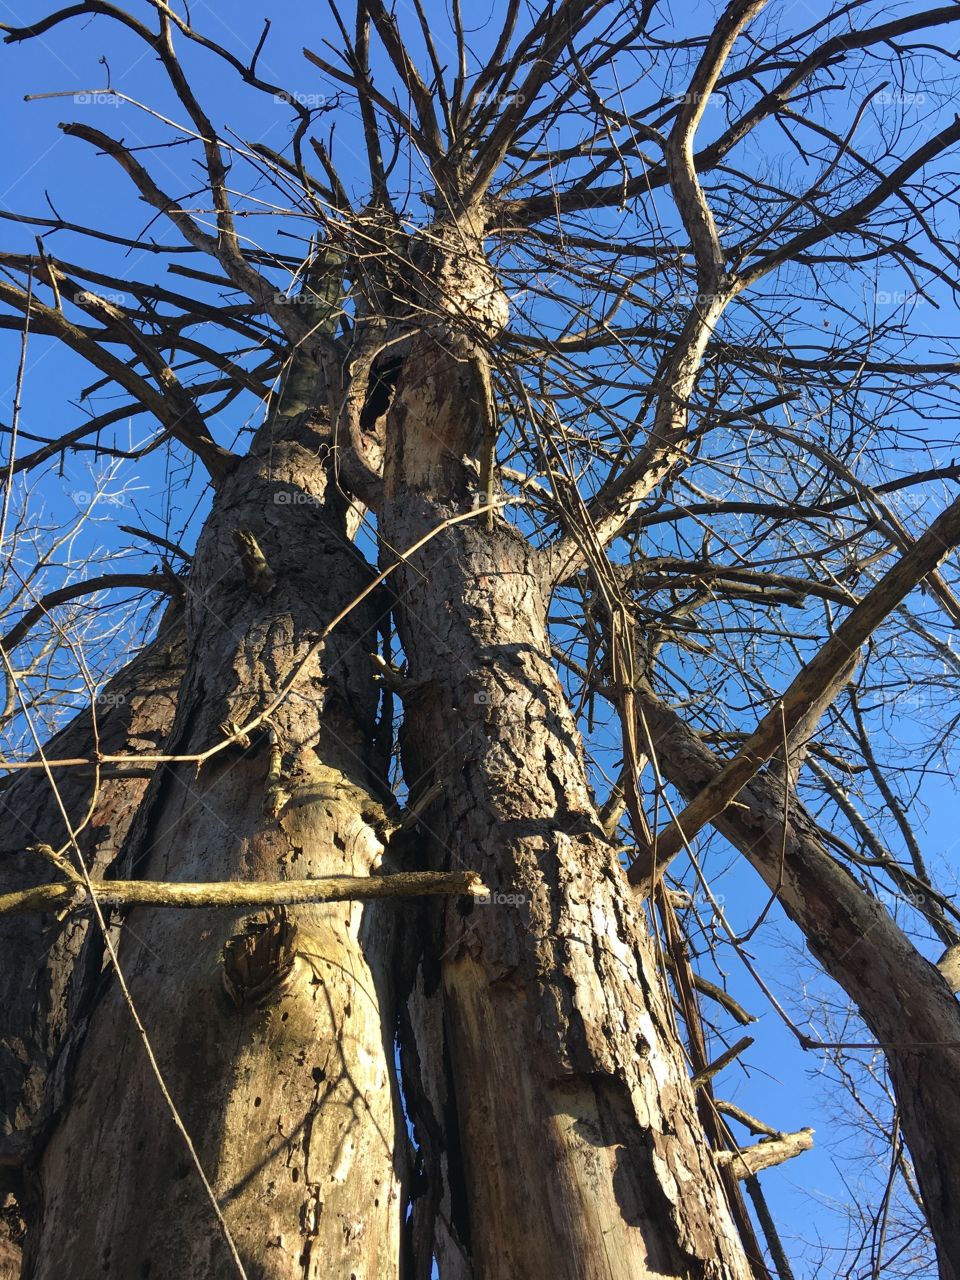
xmin=23 ymin=418 xmax=405 ymax=1279
xmin=381 ymin=279 xmax=753 ymax=1275
xmin=386 ymin=507 xmax=752 ymax=1279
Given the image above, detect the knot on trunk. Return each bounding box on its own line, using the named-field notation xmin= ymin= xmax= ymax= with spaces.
xmin=221 ymin=907 xmax=298 ymax=1008
xmin=232 ymin=529 xmax=276 ymax=598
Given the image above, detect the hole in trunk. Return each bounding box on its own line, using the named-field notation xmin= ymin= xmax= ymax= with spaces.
xmin=359 ymin=355 xmax=404 ymax=428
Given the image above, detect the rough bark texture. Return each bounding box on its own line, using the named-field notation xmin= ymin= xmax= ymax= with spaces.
xmin=636 ymin=685 xmax=960 ymax=1280
xmin=0 ymin=609 xmax=185 ymax=1272
xmin=388 ymin=512 xmax=751 ymax=1280
xmin=23 ymin=416 xmax=405 ymax=1279
xmin=0 ymin=609 xmax=185 ymax=1144
xmin=379 ymin=249 xmax=753 ymax=1277
xmin=0 ymin=1231 xmax=19 ymax=1280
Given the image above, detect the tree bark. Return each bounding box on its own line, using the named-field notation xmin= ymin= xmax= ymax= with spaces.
xmin=0 ymin=607 xmax=185 ymax=1138
xmin=0 ymin=608 xmax=185 ymax=1270
xmin=22 ymin=416 xmax=406 ymax=1279
xmin=380 ymin=250 xmax=755 ymax=1276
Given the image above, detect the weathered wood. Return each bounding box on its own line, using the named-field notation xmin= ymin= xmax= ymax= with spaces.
xmin=716 ymin=1130 xmax=814 ymax=1179
xmin=0 ymin=869 xmax=487 ymax=916
xmin=25 ymin=412 xmax=406 ymax=1280
xmin=380 ymin=231 xmax=756 ymax=1276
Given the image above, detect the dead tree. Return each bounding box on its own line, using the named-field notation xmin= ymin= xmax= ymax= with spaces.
xmin=2 ymin=2 xmax=960 ymax=1277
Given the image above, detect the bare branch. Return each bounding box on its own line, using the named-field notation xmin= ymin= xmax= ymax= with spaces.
xmin=629 ymin=489 xmax=960 ymax=886
xmin=716 ymin=1129 xmax=814 ymax=1178
xmin=0 ymin=870 xmax=488 ymax=917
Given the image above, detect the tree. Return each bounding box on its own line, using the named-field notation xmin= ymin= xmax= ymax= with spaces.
xmin=1 ymin=1 xmax=960 ymax=1276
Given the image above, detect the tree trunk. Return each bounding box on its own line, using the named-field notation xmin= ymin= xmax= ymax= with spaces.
xmin=0 ymin=609 xmax=185 ymax=1271
xmin=636 ymin=684 xmax=960 ymax=1280
xmin=380 ymin=255 xmax=754 ymax=1277
xmin=23 ymin=415 xmax=405 ymax=1279
xmin=0 ymin=609 xmax=185 ymax=1139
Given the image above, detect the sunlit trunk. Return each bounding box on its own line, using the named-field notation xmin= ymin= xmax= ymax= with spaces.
xmin=379 ymin=239 xmax=754 ymax=1276
xmin=0 ymin=609 xmax=185 ymax=1274
xmin=23 ymin=415 xmax=405 ymax=1279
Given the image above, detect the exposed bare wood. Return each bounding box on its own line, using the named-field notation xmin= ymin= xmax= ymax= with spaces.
xmin=716 ymin=1129 xmax=814 ymax=1178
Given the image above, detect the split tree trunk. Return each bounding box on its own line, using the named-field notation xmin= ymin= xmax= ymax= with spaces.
xmin=22 ymin=413 xmax=405 ymax=1279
